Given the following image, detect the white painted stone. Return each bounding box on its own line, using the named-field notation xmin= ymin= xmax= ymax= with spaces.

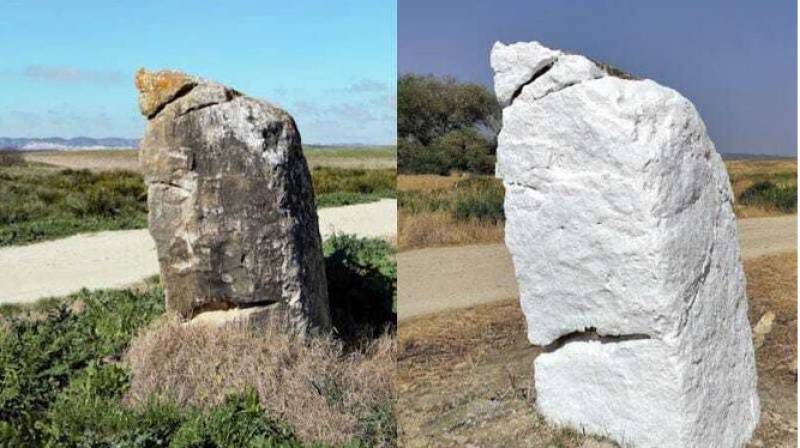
xmin=492 ymin=41 xmax=759 ymax=447
xmin=490 ymin=41 xmax=562 ymax=107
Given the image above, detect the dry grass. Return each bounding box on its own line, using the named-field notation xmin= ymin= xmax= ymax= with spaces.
xmin=24 ymin=147 xmax=397 ymax=172
xmin=125 ymin=318 xmax=396 ymax=447
xmin=744 ymin=252 xmax=797 ymax=447
xmin=398 ymin=252 xmax=797 ymax=447
xmin=726 ymin=159 xmax=796 ymax=218
xmin=398 ymin=160 xmax=797 ymax=249
xmin=398 ymin=174 xmax=463 ymax=192
xmin=398 ymin=211 xmax=504 ymax=250
xmin=22 ymin=149 xmax=141 ymax=172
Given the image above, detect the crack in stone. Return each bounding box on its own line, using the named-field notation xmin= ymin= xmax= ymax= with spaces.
xmin=178 ymin=89 xmax=241 ymax=117
xmin=508 ymin=59 xmax=557 ymax=105
xmin=154 ymin=179 xmax=191 ymax=192
xmin=541 ymin=327 xmax=652 ymax=353
xmin=146 ymin=82 xmax=198 ymax=119
xmin=190 ymin=298 xmax=281 ymax=319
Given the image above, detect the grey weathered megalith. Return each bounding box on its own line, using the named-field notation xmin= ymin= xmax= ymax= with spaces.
xmin=492 ymin=41 xmax=759 ymax=447
xmin=135 ymin=69 xmax=330 ymax=336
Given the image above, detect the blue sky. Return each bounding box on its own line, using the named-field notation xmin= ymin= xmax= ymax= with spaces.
xmin=0 ymin=0 xmax=396 ymax=144
xmin=400 ymin=0 xmax=797 ymax=156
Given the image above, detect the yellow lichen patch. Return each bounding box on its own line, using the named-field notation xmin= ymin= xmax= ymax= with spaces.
xmin=134 ymin=68 xmax=196 ymax=117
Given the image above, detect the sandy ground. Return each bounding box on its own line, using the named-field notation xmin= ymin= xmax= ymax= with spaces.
xmin=398 ymin=215 xmax=797 ymax=320
xmin=0 ymin=199 xmax=396 ymax=304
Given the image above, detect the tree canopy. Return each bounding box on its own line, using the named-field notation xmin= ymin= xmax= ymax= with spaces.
xmin=398 ymin=74 xmax=500 ymax=175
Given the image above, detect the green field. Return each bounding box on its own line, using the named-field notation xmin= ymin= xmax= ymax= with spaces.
xmin=0 ymin=158 xmax=396 ymax=247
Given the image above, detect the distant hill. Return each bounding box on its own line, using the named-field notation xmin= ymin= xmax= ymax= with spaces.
xmin=0 ymin=137 xmax=140 ymax=150
xmin=720 ymin=152 xmax=796 ymax=161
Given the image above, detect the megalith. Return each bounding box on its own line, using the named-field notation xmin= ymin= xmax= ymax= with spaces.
xmin=135 ymin=69 xmax=330 ymax=336
xmin=491 ymin=41 xmax=759 ymax=447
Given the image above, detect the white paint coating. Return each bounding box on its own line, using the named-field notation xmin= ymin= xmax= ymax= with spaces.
xmin=493 ymin=41 xmax=759 ymax=447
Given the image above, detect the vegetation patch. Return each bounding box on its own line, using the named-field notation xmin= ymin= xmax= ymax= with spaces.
xmin=0 ymin=163 xmax=396 ymax=246
xmin=0 ymin=166 xmax=147 ymax=246
xmin=738 ymin=181 xmax=796 ymax=213
xmin=398 ymin=175 xmax=505 ymax=249
xmin=398 ymin=74 xmax=499 ymax=176
xmin=0 ymin=236 xmax=396 ymax=447
xmin=313 ymin=167 xmax=396 ymax=207
xmin=324 ymin=235 xmax=397 ymax=341
xmin=0 ymin=150 xmax=24 ymax=167
xmin=399 ymin=176 xmax=503 ymax=222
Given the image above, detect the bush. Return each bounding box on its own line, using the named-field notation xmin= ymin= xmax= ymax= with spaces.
xmin=397 ymin=140 xmax=449 ymax=175
xmin=324 ymin=235 xmax=397 ymax=341
xmin=398 ymin=74 xmax=500 ymax=175
xmin=310 ymin=167 xmax=395 ymax=208
xmin=431 ymin=129 xmax=495 ymax=175
xmin=0 ymin=285 xmax=165 ymax=445
xmin=0 ymin=235 xmax=396 ymax=447
xmin=738 ymin=181 xmax=797 ymax=212
xmin=398 ymin=74 xmax=499 ymax=147
xmin=41 ymin=363 xmax=305 ymax=447
xmin=398 ymin=176 xmax=505 ymax=224
xmin=0 ymin=150 xmax=24 ymax=167
xmin=0 ymin=168 xmax=148 ymax=246
xmin=452 ymin=177 xmax=505 ymax=223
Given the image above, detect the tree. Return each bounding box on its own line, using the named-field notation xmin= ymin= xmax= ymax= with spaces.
xmin=431 ymin=128 xmax=495 ymax=174
xmin=398 ymin=74 xmax=499 ymax=147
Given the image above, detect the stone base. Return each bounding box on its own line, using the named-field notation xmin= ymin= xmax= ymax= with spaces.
xmin=535 ymin=339 xmax=759 ymax=448
xmin=186 ymin=303 xmax=293 ymax=335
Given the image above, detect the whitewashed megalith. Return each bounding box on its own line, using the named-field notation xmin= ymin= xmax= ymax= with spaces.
xmin=491 ymin=41 xmax=759 ymax=447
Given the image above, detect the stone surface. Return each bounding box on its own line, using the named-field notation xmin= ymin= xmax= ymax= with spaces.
xmin=136 ymin=68 xmax=330 ymax=336
xmin=492 ymin=41 xmax=759 ymax=447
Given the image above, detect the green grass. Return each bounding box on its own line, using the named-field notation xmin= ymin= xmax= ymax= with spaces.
xmin=738 ymin=181 xmax=797 ymax=212
xmin=304 ymin=146 xmax=397 ymax=160
xmin=0 ymin=166 xmax=147 ymax=247
xmin=399 ymin=176 xmax=504 ymax=224
xmin=0 ymin=235 xmax=396 ymax=447
xmin=0 ymin=164 xmax=396 ymax=247
xmin=312 ymin=167 xmax=396 ymax=208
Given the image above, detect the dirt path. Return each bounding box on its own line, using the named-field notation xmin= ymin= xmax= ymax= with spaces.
xmin=398 ymin=215 xmax=797 ymax=321
xmin=0 ymin=199 xmax=396 ymax=304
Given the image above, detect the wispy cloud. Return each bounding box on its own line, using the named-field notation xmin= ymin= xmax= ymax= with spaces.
xmin=330 ymin=78 xmax=388 ymax=93
xmin=287 ymin=98 xmax=394 ymax=145
xmin=22 ymin=66 xmax=123 ymax=84
xmin=290 ymin=100 xmax=380 ymax=123
xmin=0 ymin=105 xmax=140 ymax=138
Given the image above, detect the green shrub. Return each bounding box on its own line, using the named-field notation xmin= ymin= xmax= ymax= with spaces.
xmin=738 ymin=181 xmax=797 ymax=212
xmin=0 ymin=167 xmax=148 ymax=246
xmin=0 ymin=235 xmax=396 ymax=446
xmin=397 ymin=189 xmax=453 ymax=214
xmin=323 ymin=235 xmax=397 ymax=342
xmin=430 ymin=128 xmax=495 ymax=175
xmin=0 ymin=286 xmax=165 ymax=445
xmin=398 ymin=140 xmax=450 ymax=176
xmin=41 ymin=365 xmax=305 ymax=448
xmin=398 ymin=175 xmax=505 ymax=224
xmin=311 ymin=167 xmax=395 ymax=204
xmin=452 ymin=177 xmax=505 ymax=223
xmin=0 ymin=151 xmax=24 ymax=167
